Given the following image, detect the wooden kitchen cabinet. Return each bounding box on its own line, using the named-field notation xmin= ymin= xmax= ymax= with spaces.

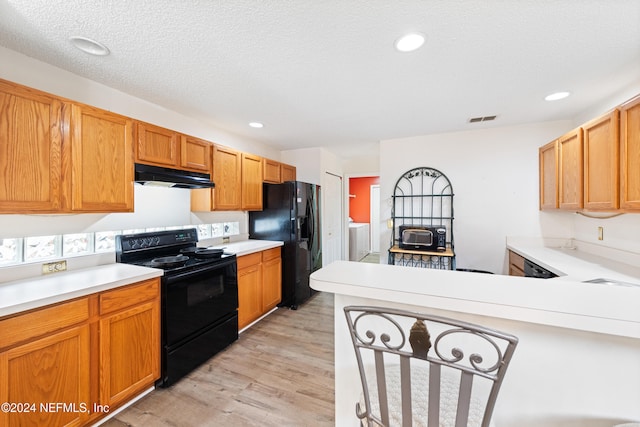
xmin=69 ymin=104 xmax=135 ymax=212
xmin=241 ymin=152 xmax=263 ymax=210
xmin=620 ymin=94 xmax=640 ymax=210
xmin=582 ymin=110 xmax=619 ymax=210
xmin=180 ymin=134 xmax=211 ymax=173
xmin=191 ymin=144 xmax=242 ymax=211
xmin=0 ymin=278 xmax=161 ymax=426
xmin=237 ymin=247 xmax=282 ymax=329
xmin=237 ymin=252 xmax=263 ymax=329
xmin=261 ymin=247 xmax=283 ymax=312
xmin=135 ymin=121 xmax=180 ymax=168
xmin=539 ymin=140 xmax=558 ymax=210
xmin=99 ymin=279 xmax=160 ymax=409
xmin=0 ymin=79 xmax=65 ymax=213
xmin=263 ymin=158 xmax=282 ymax=183
xmin=558 ymin=127 xmax=584 ymax=210
xmin=0 ymin=298 xmax=91 ymax=427
xmin=508 ymin=250 xmax=525 ymax=277
xmin=281 ymin=163 xmax=297 ymax=182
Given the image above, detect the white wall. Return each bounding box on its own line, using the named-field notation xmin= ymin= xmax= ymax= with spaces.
xmin=380 ymin=121 xmax=575 ymax=273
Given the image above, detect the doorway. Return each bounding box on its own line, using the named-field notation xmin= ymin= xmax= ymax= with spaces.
xmin=348 ymin=175 xmax=380 ymax=263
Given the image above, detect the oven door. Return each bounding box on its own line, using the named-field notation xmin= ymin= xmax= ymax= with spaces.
xmin=163 ymin=257 xmax=238 ymax=347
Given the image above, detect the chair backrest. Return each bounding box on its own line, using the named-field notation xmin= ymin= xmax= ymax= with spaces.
xmin=344 ymin=305 xmax=518 ymax=427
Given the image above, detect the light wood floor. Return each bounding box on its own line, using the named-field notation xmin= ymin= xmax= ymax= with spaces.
xmin=102 ymin=291 xmax=335 ymax=427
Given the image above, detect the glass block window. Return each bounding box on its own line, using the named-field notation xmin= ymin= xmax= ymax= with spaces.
xmin=0 ymin=238 xmax=21 ymax=265
xmin=211 ymin=223 xmax=224 ymax=238
xmin=63 ymin=233 xmax=93 ymax=256
xmin=196 ymin=224 xmax=212 ymax=239
xmin=95 ymin=231 xmax=117 ymax=253
xmin=25 ymin=235 xmax=59 ymax=261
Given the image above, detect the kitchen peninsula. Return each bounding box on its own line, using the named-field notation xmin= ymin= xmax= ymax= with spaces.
xmin=310 ymin=261 xmax=640 ymax=427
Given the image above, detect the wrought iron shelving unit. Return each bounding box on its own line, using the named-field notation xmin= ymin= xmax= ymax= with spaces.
xmin=389 ymin=167 xmax=455 ymax=269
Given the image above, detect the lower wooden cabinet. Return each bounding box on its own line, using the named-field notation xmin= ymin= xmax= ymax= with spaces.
xmin=508 ymin=250 xmax=525 ymax=277
xmin=237 ymin=247 xmax=282 ymax=329
xmin=99 ymin=279 xmax=160 ymax=409
xmin=0 ymin=278 xmax=160 ymax=426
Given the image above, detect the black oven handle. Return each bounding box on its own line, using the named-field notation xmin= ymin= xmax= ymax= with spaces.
xmin=163 ymin=257 xmax=236 ymax=286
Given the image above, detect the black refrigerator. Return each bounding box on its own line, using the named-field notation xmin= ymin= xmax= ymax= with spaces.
xmin=249 ymin=181 xmax=322 ymax=309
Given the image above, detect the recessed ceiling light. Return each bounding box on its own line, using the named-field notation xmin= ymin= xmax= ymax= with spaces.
xmin=545 ymin=91 xmax=571 ymax=101
xmin=69 ymin=36 xmax=110 ymax=56
xmin=249 ymin=122 xmax=264 ymax=128
xmin=394 ymin=32 xmax=425 ymax=52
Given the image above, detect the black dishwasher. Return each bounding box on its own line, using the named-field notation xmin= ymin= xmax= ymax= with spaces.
xmin=524 ymin=259 xmax=558 ymax=279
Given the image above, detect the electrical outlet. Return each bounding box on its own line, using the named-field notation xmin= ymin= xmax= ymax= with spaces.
xmin=42 ymin=260 xmax=67 ymax=274
xmin=222 ymin=236 xmax=230 ymax=244
xmin=597 ymin=226 xmax=604 ymax=241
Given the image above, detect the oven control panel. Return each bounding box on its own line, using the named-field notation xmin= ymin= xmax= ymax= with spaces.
xmin=118 ymin=229 xmax=198 ymax=251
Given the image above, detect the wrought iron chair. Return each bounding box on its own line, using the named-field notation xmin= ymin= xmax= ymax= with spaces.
xmin=344 ymin=306 xmax=519 ymax=427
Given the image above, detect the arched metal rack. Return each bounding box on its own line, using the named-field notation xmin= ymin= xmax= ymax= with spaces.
xmin=388 ymin=167 xmax=455 ymax=269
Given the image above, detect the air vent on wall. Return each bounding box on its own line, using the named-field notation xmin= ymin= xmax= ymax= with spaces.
xmin=468 ymin=115 xmax=497 ymax=123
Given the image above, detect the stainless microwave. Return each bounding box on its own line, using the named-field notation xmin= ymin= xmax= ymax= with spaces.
xmin=398 ymin=225 xmax=446 ymax=252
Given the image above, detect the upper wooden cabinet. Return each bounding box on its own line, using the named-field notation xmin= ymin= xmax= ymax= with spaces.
xmin=281 ymin=163 xmax=297 ymax=182
xmin=135 ymin=121 xmax=180 ymax=168
xmin=0 ymin=79 xmax=134 ymax=214
xmin=191 ymin=144 xmax=241 ymax=211
xmin=181 ymin=134 xmax=211 ymax=173
xmin=69 ymin=104 xmax=134 ymax=212
xmin=242 ymin=153 xmax=263 ymax=210
xmin=263 ymin=158 xmax=297 ymax=183
xmin=620 ymin=95 xmax=640 ymax=211
xmin=583 ymin=110 xmax=620 ymax=211
xmin=263 ymin=158 xmax=282 ymax=183
xmin=0 ymin=80 xmax=65 ymax=213
xmin=558 ymin=127 xmax=584 ymax=210
xmin=539 ymin=140 xmax=558 ymax=210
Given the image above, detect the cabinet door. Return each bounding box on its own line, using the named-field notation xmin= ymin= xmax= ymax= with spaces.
xmin=0 ymin=80 xmax=65 ymax=212
xmin=99 ymin=300 xmax=160 ymax=408
xmin=213 ymin=145 xmax=242 ymax=210
xmin=583 ymin=110 xmax=620 ymax=210
xmin=262 ymin=248 xmax=282 ymax=311
xmin=0 ymin=325 xmax=91 ymax=427
xmin=241 ymin=153 xmax=263 ymax=210
xmin=135 ymin=121 xmax=179 ymax=167
xmin=181 ymin=135 xmax=211 ymax=173
xmin=281 ymin=163 xmax=297 ymax=182
xmin=237 ymin=252 xmax=263 ymax=329
xmin=620 ymin=95 xmax=640 ymax=210
xmin=558 ymin=128 xmax=584 ymax=210
xmin=508 ymin=251 xmax=525 ymax=277
xmin=263 ymin=158 xmax=281 ymax=183
xmin=69 ymin=104 xmax=134 ymax=212
xmin=539 ymin=140 xmax=558 ymax=210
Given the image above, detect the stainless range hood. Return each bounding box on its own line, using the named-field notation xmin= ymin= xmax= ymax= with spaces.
xmin=134 ymin=163 xmax=215 ymax=189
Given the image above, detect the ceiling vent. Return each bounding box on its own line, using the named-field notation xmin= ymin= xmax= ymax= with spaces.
xmin=468 ymin=115 xmax=497 ymax=123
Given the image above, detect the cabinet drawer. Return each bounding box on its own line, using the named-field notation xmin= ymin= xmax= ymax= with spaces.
xmin=262 ymin=247 xmax=281 ymax=262
xmin=100 ymin=278 xmax=160 ymax=316
xmin=237 ymin=252 xmax=263 ymax=270
xmin=508 ymin=250 xmax=525 ymax=276
xmin=0 ymin=298 xmax=90 ymax=349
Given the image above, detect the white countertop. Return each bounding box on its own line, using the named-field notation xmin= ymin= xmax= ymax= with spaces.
xmin=311 ymin=260 xmax=640 ymax=339
xmin=206 ymin=239 xmax=283 ymax=256
xmin=506 ymin=237 xmax=640 ymax=286
xmin=0 ymin=263 xmax=163 ymax=318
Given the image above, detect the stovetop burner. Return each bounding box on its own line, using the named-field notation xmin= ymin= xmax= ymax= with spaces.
xmin=115 ymin=229 xmax=235 ymax=274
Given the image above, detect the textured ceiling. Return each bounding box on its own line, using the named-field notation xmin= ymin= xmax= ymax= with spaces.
xmin=0 ymin=0 xmax=639 ymax=159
